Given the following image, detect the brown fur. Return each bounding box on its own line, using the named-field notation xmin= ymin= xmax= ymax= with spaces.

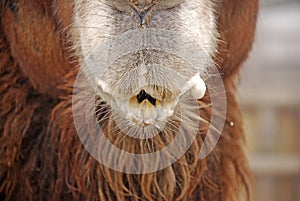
xmin=0 ymin=0 xmax=258 ymax=200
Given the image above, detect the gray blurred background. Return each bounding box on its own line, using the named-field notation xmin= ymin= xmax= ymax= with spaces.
xmin=238 ymin=0 xmax=300 ymax=200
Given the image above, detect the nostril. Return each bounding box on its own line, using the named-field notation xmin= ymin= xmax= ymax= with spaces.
xmin=136 ymin=90 xmax=156 ymax=106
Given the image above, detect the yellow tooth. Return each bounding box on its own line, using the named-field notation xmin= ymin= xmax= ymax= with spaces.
xmin=129 ymin=96 xmax=139 ymax=105
xmin=140 ymin=99 xmax=154 ymax=111
xmin=138 ymin=99 xmax=155 ymax=122
xmin=155 ymin=99 xmax=161 ymax=107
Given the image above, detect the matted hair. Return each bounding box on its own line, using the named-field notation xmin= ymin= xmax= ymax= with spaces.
xmin=0 ymin=0 xmax=258 ymax=200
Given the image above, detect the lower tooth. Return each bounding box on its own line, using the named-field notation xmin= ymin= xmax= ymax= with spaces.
xmin=180 ymin=73 xmax=206 ymax=99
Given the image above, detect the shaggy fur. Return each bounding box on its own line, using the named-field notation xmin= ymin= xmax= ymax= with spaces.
xmin=0 ymin=0 xmax=258 ymax=201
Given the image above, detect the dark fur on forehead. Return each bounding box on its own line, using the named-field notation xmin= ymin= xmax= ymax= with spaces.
xmin=0 ymin=0 xmax=258 ymax=201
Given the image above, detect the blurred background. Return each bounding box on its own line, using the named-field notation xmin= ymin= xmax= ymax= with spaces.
xmin=238 ymin=0 xmax=300 ymax=200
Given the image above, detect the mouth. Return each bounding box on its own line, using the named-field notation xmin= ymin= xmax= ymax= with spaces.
xmin=127 ymin=88 xmax=177 ymax=127
xmin=95 ymin=73 xmax=206 ymax=128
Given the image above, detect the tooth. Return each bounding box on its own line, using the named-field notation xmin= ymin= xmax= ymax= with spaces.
xmin=190 ymin=73 xmax=206 ymax=99
xmin=140 ymin=99 xmax=156 ymax=123
xmin=95 ymin=77 xmax=111 ymax=94
xmin=180 ymin=73 xmax=206 ymax=99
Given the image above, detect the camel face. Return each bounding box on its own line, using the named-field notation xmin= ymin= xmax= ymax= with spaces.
xmin=73 ymin=0 xmax=217 ymax=128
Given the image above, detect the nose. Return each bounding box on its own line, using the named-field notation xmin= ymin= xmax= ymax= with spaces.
xmin=128 ymin=0 xmax=157 ymax=26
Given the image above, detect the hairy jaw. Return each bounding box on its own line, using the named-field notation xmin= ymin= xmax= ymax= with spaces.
xmin=69 ymin=1 xmax=228 ymax=200
xmin=70 ymin=1 xmax=223 ymax=199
